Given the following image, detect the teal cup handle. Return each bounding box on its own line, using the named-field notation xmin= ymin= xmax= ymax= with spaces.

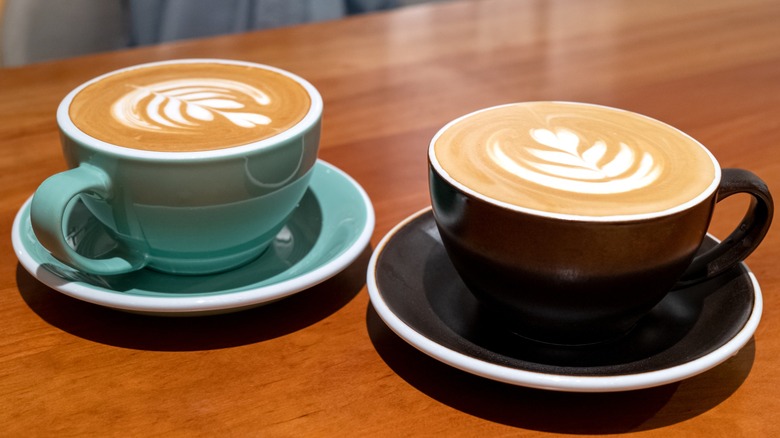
xmin=31 ymin=164 xmax=147 ymax=275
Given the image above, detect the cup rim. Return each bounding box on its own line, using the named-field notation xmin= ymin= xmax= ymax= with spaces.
xmin=56 ymin=58 xmax=323 ymax=161
xmin=428 ymin=101 xmax=722 ymax=223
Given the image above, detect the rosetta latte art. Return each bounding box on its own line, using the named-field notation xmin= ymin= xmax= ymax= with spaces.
xmin=488 ymin=128 xmax=662 ymax=194
xmin=432 ymin=102 xmax=717 ymax=216
xmin=111 ymin=79 xmax=273 ymax=132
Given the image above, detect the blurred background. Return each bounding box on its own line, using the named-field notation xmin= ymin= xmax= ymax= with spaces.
xmin=0 ymin=0 xmax=447 ymax=67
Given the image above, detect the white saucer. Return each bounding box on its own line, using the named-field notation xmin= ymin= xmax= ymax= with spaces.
xmin=367 ymin=208 xmax=762 ymax=393
xmin=13 ymin=160 xmax=374 ymax=316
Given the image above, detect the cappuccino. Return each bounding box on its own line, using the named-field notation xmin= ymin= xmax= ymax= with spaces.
xmin=431 ymin=102 xmax=718 ymax=217
xmin=31 ymin=59 xmax=322 ymax=275
xmin=429 ymin=102 xmax=773 ymax=343
xmin=69 ymin=61 xmax=312 ymax=152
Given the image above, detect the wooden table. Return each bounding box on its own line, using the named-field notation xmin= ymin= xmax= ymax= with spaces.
xmin=2 ymin=0 xmax=779 ymax=435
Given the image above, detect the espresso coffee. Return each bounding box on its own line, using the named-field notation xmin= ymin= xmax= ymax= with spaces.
xmin=69 ymin=61 xmax=312 ymax=152
xmin=432 ymin=102 xmax=717 ymax=217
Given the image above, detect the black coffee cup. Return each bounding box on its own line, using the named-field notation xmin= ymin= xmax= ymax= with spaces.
xmin=428 ymin=102 xmax=773 ymax=345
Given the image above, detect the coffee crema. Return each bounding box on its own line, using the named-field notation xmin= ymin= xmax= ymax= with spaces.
xmin=69 ymin=62 xmax=312 ymax=152
xmin=432 ymin=102 xmax=717 ymax=217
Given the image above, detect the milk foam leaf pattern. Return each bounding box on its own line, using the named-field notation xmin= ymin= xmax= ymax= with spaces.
xmin=487 ymin=128 xmax=663 ymax=194
xmin=111 ymin=79 xmax=274 ymax=132
xmin=222 ymin=112 xmax=272 ymax=128
xmin=186 ymin=104 xmax=215 ymax=121
xmin=193 ymin=99 xmax=244 ymax=109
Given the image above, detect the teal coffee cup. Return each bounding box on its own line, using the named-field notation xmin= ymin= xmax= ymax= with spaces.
xmin=31 ymin=59 xmax=322 ymax=275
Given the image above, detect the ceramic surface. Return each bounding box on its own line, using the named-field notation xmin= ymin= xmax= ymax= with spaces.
xmin=14 ymin=160 xmax=374 ymax=315
xmin=367 ymin=208 xmax=762 ymax=392
xmin=32 ymin=59 xmax=323 ymax=275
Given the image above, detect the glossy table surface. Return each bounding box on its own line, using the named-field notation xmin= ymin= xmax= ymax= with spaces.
xmin=1 ymin=0 xmax=779 ymax=435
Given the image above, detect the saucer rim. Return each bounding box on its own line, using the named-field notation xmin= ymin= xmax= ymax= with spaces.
xmin=13 ymin=160 xmax=374 ymax=315
xmin=367 ymin=207 xmax=762 ymax=393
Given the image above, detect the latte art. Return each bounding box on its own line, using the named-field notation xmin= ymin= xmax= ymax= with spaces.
xmin=488 ymin=127 xmax=662 ymax=194
xmin=69 ymin=62 xmax=312 ymax=152
xmin=431 ymin=102 xmax=718 ymax=217
xmin=112 ymin=79 xmax=273 ymax=132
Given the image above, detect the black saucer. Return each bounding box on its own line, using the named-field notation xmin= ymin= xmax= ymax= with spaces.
xmin=367 ymin=209 xmax=761 ymax=391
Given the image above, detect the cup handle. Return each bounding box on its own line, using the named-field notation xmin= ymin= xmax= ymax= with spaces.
xmin=30 ymin=164 xmax=146 ymax=275
xmin=677 ymin=168 xmax=773 ymax=286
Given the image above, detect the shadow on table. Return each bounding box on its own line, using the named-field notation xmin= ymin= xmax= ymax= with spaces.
xmin=15 ymin=245 xmax=371 ymax=351
xmin=366 ymin=305 xmax=755 ymax=434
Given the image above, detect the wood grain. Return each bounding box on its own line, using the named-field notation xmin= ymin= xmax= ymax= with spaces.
xmin=1 ymin=0 xmax=779 ymax=435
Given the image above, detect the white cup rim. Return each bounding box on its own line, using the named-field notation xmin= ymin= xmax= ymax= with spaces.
xmin=57 ymin=58 xmax=323 ymax=162
xmin=428 ymin=101 xmax=722 ymax=223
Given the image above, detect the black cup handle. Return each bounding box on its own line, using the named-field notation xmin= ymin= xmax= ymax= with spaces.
xmin=677 ymin=168 xmax=773 ymax=286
